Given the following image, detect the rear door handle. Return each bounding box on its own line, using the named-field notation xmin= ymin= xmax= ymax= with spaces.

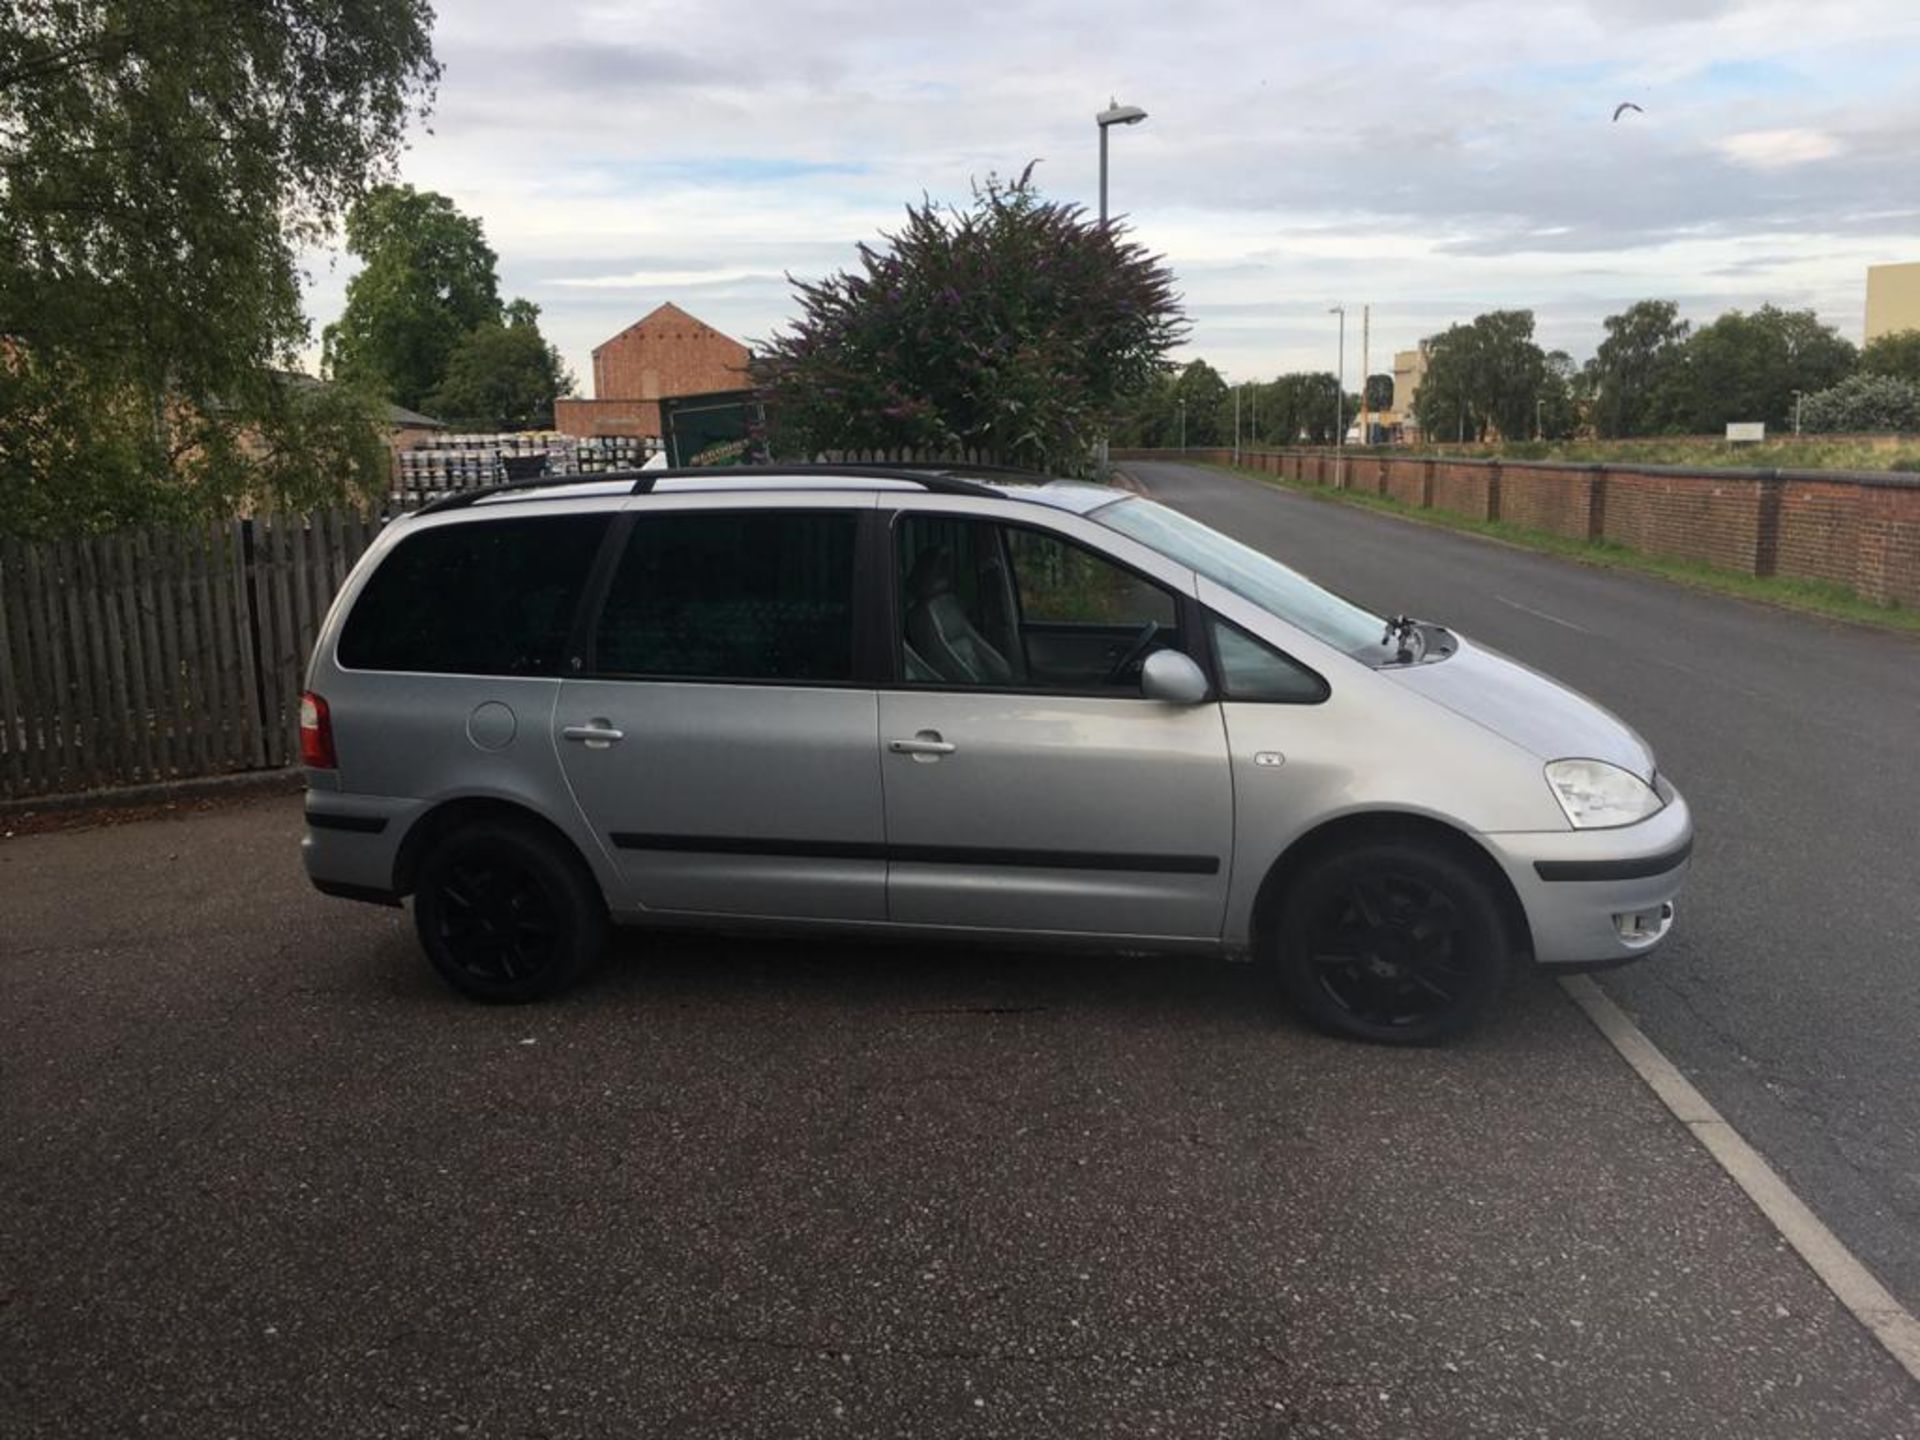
xmin=889 ymin=733 xmax=956 ymax=756
xmin=563 ymin=721 xmax=624 ymax=748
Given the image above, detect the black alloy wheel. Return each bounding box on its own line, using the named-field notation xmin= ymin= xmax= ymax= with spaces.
xmin=414 ymin=822 xmax=606 ymax=1002
xmin=1277 ymin=840 xmax=1510 ymax=1044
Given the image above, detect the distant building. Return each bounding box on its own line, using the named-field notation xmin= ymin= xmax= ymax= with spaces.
xmin=383 ymin=399 xmax=449 ymax=454
xmin=1865 ymin=263 xmax=1920 ymax=343
xmin=1390 ymin=346 xmax=1429 ymax=440
xmin=554 ymin=302 xmax=751 ymax=439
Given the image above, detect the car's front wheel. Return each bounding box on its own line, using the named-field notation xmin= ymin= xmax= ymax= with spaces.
xmin=1275 ymin=839 xmax=1511 ymax=1044
xmin=413 ymin=821 xmax=606 ymax=1002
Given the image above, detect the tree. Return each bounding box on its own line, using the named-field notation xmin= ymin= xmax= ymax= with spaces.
xmin=1587 ymin=300 xmax=1690 ymax=438
xmin=1668 ymin=305 xmax=1855 ymax=433
xmin=1862 ymin=329 xmax=1920 ymax=387
xmin=1364 ymin=374 xmax=1394 ymax=411
xmin=1259 ymin=372 xmax=1351 ymax=445
xmin=759 ymin=172 xmax=1186 ymax=471
xmin=323 ymin=186 xmax=503 ymax=413
xmin=1112 ymin=359 xmax=1229 ymax=448
xmin=1414 ymin=311 xmax=1546 ymax=442
xmin=1537 ymin=351 xmax=1580 ymax=440
xmin=0 ymin=0 xmax=440 ymax=535
xmin=426 ymin=302 xmax=576 ymax=431
xmin=1798 ymin=374 xmax=1920 ymax=434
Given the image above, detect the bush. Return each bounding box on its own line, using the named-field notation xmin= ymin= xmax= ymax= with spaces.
xmin=1798 ymin=373 xmax=1920 ymax=434
xmin=757 ymin=172 xmax=1186 ymax=472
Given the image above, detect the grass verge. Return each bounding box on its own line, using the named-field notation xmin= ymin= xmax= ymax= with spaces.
xmin=1381 ymin=438 xmax=1920 ymax=473
xmin=1192 ymin=461 xmax=1920 ymax=637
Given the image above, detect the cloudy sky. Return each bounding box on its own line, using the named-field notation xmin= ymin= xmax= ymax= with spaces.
xmin=300 ymin=0 xmax=1920 ymax=393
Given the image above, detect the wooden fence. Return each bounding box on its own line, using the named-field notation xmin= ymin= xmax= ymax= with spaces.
xmin=0 ymin=510 xmax=382 ymax=802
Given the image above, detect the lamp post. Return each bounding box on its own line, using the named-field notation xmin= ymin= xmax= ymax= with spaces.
xmin=1536 ymin=396 xmax=1544 ymax=441
xmin=1096 ymin=100 xmax=1147 ymax=225
xmin=1176 ymin=397 xmax=1186 ymax=452
xmin=1328 ymin=305 xmax=1346 ymax=482
xmin=1792 ymin=389 xmax=1804 ymax=436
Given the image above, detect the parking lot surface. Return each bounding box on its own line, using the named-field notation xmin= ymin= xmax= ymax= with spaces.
xmin=1126 ymin=459 xmax=1920 ymax=1319
xmin=4 ymin=798 xmax=1916 ymax=1436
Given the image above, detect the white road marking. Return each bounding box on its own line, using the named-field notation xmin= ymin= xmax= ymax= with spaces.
xmin=1493 ymin=595 xmax=1594 ymax=634
xmin=1562 ymin=975 xmax=1920 ymax=1383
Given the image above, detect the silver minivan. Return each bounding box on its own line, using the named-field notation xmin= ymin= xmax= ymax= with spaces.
xmin=301 ymin=466 xmax=1692 ymax=1043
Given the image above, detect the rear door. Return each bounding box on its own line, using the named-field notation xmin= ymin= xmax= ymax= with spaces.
xmin=555 ymin=496 xmax=887 ymax=920
xmin=881 ymin=508 xmax=1234 ymax=939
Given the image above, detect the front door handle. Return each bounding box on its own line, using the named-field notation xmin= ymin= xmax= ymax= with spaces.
xmin=563 ymin=720 xmax=624 ymax=748
xmin=889 ymin=731 xmax=956 ymax=758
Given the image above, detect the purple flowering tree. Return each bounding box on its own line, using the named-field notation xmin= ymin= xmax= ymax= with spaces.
xmin=757 ymin=171 xmax=1186 ymax=473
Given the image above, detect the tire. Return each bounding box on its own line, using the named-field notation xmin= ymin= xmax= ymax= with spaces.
xmin=1274 ymin=839 xmax=1511 ymax=1045
xmin=413 ymin=821 xmax=607 ymax=1003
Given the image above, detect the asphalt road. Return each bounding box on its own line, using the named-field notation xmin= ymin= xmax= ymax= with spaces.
xmin=5 ymin=797 xmax=1920 ymax=1435
xmin=1125 ymin=458 xmax=1920 ymax=1323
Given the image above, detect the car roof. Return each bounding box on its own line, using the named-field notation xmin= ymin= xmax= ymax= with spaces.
xmin=412 ymin=464 xmax=1132 ymax=519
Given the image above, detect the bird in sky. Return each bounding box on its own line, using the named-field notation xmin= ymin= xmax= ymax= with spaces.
xmin=1613 ymin=101 xmax=1644 ymax=122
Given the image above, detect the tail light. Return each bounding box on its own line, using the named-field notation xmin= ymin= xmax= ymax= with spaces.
xmin=299 ymin=691 xmax=337 ymax=769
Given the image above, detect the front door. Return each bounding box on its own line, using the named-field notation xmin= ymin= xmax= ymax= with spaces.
xmin=556 ymin=504 xmax=886 ymax=921
xmin=883 ymin=513 xmax=1233 ymax=938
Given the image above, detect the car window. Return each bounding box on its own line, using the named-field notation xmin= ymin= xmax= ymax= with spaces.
xmin=1096 ymin=497 xmax=1393 ymax=662
xmin=1006 ymin=526 xmax=1177 ymax=629
xmin=595 ymin=510 xmax=857 ymax=682
xmin=897 ymin=515 xmax=1179 ymax=692
xmin=1210 ymin=617 xmax=1329 ymax=703
xmin=338 ymin=515 xmax=608 ymax=676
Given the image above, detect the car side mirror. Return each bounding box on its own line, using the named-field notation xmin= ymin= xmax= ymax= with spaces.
xmin=1140 ymin=649 xmax=1211 ymax=705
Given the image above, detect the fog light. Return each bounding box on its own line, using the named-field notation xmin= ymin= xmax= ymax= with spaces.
xmin=1613 ymin=902 xmax=1674 ymax=944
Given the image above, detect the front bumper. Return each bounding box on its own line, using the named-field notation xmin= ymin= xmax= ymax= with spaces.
xmin=1481 ymin=783 xmax=1694 ymax=966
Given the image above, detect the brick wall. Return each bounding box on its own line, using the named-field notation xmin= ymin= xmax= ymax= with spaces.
xmin=1854 ymin=483 xmax=1920 ymax=608
xmin=1773 ymin=479 xmax=1862 ymax=593
xmin=553 ymin=398 xmax=662 ymax=438
xmin=1107 ymin=447 xmax=1919 ymax=613
xmin=1385 ymin=459 xmax=1426 ymax=508
xmin=1431 ymin=462 xmax=1492 ymax=520
xmin=591 ymin=305 xmax=751 ymax=402
xmin=1602 ymin=469 xmax=1765 ymax=573
xmin=1500 ymin=465 xmax=1601 ymax=541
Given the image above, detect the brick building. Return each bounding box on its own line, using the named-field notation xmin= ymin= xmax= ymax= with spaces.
xmin=553 ymin=302 xmax=751 ymax=439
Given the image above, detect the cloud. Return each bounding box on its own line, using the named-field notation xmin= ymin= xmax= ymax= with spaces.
xmin=295 ymin=0 xmax=1920 ymax=386
xmin=1716 ymin=128 xmax=1844 ymax=169
xmin=551 ymin=266 xmax=783 ymax=290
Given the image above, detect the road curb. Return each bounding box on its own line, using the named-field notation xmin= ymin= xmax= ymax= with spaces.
xmin=0 ymin=767 xmax=304 ymax=824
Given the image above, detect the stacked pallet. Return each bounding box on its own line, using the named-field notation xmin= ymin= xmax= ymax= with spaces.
xmin=392 ymin=432 xmax=584 ymax=506
xmin=575 ymin=436 xmax=661 ymax=473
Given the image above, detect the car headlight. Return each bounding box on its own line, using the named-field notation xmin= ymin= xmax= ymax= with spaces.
xmin=1545 ymin=759 xmax=1665 ymax=829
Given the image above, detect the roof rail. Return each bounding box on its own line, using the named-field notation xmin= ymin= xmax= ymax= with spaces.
xmin=413 ymin=469 xmax=663 ymax=515
xmin=861 ymin=459 xmax=1056 ymax=483
xmin=410 ymin=462 xmax=1015 ymax=515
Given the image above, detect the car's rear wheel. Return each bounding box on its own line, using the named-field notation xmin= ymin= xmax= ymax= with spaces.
xmin=414 ymin=822 xmax=606 ymax=1002
xmin=1275 ymin=840 xmax=1510 ymax=1044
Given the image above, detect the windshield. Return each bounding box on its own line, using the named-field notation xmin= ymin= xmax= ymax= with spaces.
xmin=1096 ymin=497 xmax=1392 ymax=660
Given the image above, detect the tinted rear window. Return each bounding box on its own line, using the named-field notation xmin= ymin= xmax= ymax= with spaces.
xmin=595 ymin=511 xmax=858 ymax=682
xmin=338 ymin=515 xmax=607 ymax=675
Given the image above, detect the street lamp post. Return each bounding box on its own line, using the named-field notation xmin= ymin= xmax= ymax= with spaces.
xmin=1096 ymin=100 xmax=1148 ymax=225
xmin=1328 ymin=305 xmax=1346 ymax=484
xmin=1177 ymin=398 xmax=1186 ymax=452
xmin=1792 ymin=389 xmax=1804 ymax=436
xmin=1536 ymin=397 xmax=1544 ymax=441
